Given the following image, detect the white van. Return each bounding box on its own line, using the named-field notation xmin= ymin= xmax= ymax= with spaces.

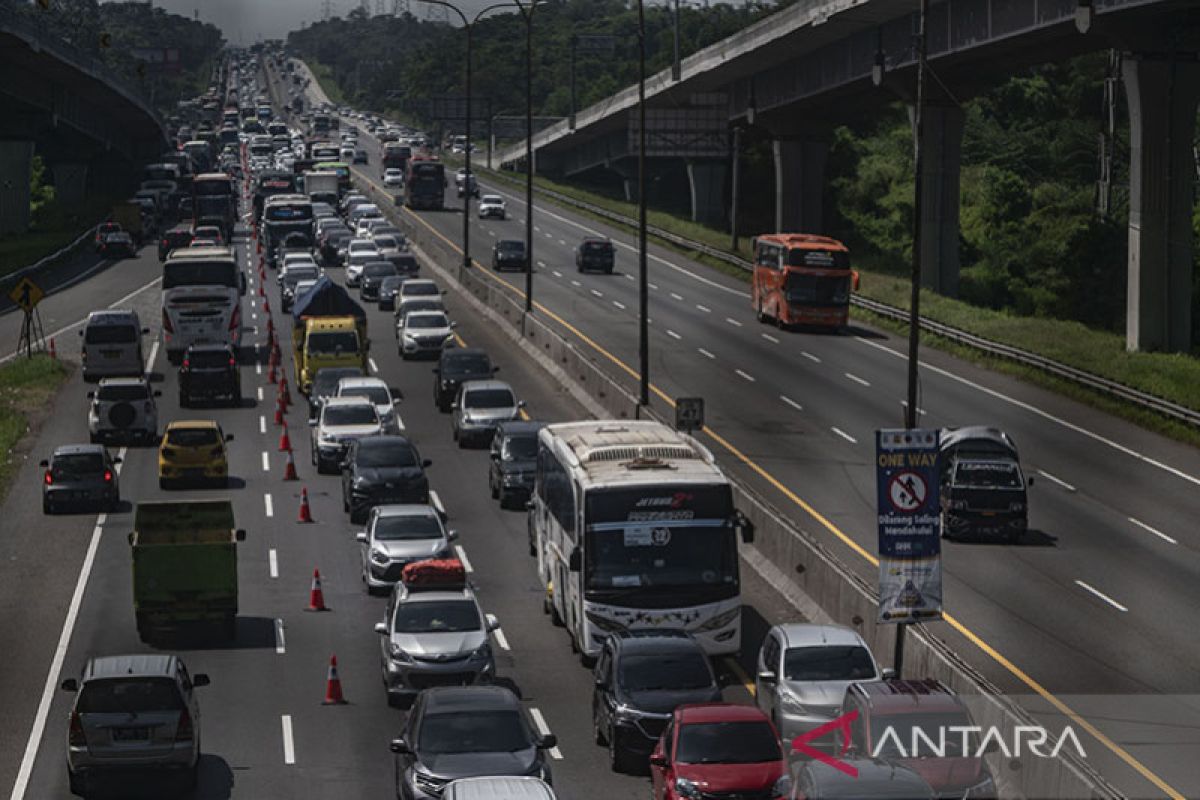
xmin=79 ymin=310 xmax=148 ymax=381
xmin=443 ymin=777 xmax=556 ymax=800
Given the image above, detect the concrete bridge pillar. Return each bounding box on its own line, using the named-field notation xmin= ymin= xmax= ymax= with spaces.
xmin=0 ymin=140 xmax=35 ymax=236
xmin=772 ymin=139 xmax=828 ymax=232
xmin=1122 ymin=55 xmax=1200 ymax=353
xmin=50 ymin=162 xmax=89 ymax=207
xmin=686 ymin=159 xmax=728 ymax=228
xmin=917 ymin=102 xmax=965 ymax=297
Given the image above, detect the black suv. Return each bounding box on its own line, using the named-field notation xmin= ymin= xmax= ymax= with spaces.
xmin=341 ymin=435 xmax=432 ymax=524
xmin=308 ymin=366 xmax=365 ymax=423
xmin=488 ymin=420 xmax=543 ymax=509
xmin=591 ymin=630 xmax=721 ymax=773
xmin=433 ymin=348 xmax=497 ymax=412
xmin=179 ymin=344 xmax=241 ymax=407
xmin=158 ymin=225 xmax=194 ymax=261
xmin=390 ymin=686 xmax=556 ymax=798
xmin=576 ymin=237 xmax=615 ymax=273
xmin=491 ymin=239 xmax=527 ymax=272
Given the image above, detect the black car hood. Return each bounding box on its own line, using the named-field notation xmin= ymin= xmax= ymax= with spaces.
xmin=622 ymin=686 xmax=722 ymax=715
xmin=441 ymin=371 xmax=490 ymax=386
xmin=420 ymin=748 xmax=538 ymax=779
xmin=356 ymin=466 xmax=421 ymax=484
xmin=501 ymin=459 xmax=536 ymax=476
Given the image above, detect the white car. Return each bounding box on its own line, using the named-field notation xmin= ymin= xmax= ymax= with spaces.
xmin=336 ymin=376 xmax=402 ymax=434
xmin=311 ymin=396 xmax=383 ymax=474
xmin=346 ymin=249 xmax=381 ymax=286
xmin=383 ymin=168 xmax=404 ymax=187
xmin=87 ymin=377 xmax=160 ymax=445
xmin=399 ymin=310 xmax=456 ymax=359
xmin=355 ymin=217 xmax=387 ymax=238
xmin=477 ymin=194 xmax=506 ymax=220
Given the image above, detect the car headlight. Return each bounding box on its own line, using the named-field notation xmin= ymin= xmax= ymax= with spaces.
xmin=403 ymin=332 xmax=415 ymax=342
xmin=1009 ymin=501 xmax=1025 ymax=512
xmin=584 ymin=610 xmax=626 ymax=633
xmin=613 ymin=703 xmax=646 ymax=723
xmin=471 ymin=642 xmax=492 ymax=661
xmin=771 ymin=774 xmax=792 ymax=799
xmin=694 ymin=606 xmax=740 ymax=632
xmin=370 ymin=548 xmax=389 ymax=565
xmin=412 ymin=771 xmax=445 ymax=795
xmin=779 ymin=691 xmax=807 ymax=713
xmin=674 ymin=777 xmax=702 ymax=799
xmin=389 ymin=643 xmax=412 ymax=663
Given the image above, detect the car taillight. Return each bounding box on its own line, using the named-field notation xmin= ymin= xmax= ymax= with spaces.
xmin=68 ymin=711 xmax=86 ymax=747
xmin=162 ymin=308 xmax=174 ymax=334
xmin=181 ymin=359 xmax=190 ymax=370
xmin=103 ymin=470 xmax=113 ymax=483
xmin=175 ymin=708 xmax=194 ymax=742
xmin=229 ymin=306 xmax=241 ymax=332
xmin=229 ymin=357 xmax=236 ymax=367
xmin=44 ymin=471 xmax=53 ymax=485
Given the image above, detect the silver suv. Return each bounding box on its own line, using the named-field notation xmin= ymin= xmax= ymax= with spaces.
xmin=88 ymin=377 xmax=161 ymax=445
xmin=374 ymin=583 xmax=499 ymax=707
xmin=61 ymin=654 xmax=210 ymax=795
xmin=452 ymin=380 xmax=524 ymax=448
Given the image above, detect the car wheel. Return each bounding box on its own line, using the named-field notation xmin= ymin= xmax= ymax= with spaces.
xmin=179 ymin=393 xmax=188 ymax=408
xmin=489 ymin=476 xmax=498 ymax=499
xmin=609 ymin=733 xmax=635 ymax=773
xmin=88 ymin=432 xmax=99 ymax=444
xmin=68 ymin=768 xmax=86 ymax=796
xmin=593 ymin=708 xmax=608 ymax=746
xmin=108 ymin=496 xmax=120 ymax=513
xmin=43 ymin=497 xmax=53 ymax=515
xmin=498 ymin=489 xmax=511 ymax=509
xmin=159 ymin=478 xmax=169 ymax=490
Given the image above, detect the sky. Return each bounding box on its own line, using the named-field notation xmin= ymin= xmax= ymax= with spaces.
xmin=125 ymin=0 xmax=739 ymax=44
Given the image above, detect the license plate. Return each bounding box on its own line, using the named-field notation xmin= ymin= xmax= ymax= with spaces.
xmin=112 ymin=727 xmax=150 ymax=742
xmin=981 ymin=511 xmax=997 ymax=517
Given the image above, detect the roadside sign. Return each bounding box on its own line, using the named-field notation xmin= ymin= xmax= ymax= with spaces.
xmin=675 ymin=397 xmax=704 ymax=433
xmin=8 ymin=277 xmax=45 ymax=313
xmin=875 ymin=428 xmax=942 ymax=623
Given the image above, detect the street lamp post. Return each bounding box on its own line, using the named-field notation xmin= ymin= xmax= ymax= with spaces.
xmin=419 ymin=0 xmax=515 ymax=270
xmin=637 ymin=0 xmax=649 ymax=408
xmin=513 ymin=0 xmax=545 ymax=314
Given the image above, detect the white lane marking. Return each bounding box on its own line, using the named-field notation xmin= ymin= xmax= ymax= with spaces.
xmin=544 ymin=232 xmax=553 ymax=239
xmin=698 ymin=348 xmax=716 ymax=359
xmin=735 ymin=369 xmax=756 ymax=383
xmin=529 ymin=708 xmax=563 ymax=759
xmin=670 ymin=292 xmax=684 ymax=301
xmin=570 ymin=280 xmax=581 ymax=287
xmin=900 ymin=401 xmax=927 ymax=416
xmin=801 ymin=351 xmax=821 ymax=363
xmin=552 ymin=270 xmax=562 ymax=278
xmin=590 ymin=289 xmax=603 ymax=298
xmin=264 ymin=493 xmax=274 ymax=518
xmin=493 ymin=627 xmax=511 ymax=651
xmin=281 ymin=715 xmax=296 ymax=764
xmin=831 ymin=427 xmax=857 ymax=444
xmin=558 ymin=239 xmax=566 ymax=246
xmin=252 ymin=312 xmax=258 ymax=320
xmin=262 ymin=451 xmax=271 ymax=471
xmin=538 ymin=261 xmax=547 ymax=268
xmin=260 ymin=416 xmax=267 ymax=434
xmin=1037 ymin=469 xmax=1077 ymax=493
xmin=1074 ymin=580 xmax=1128 ymax=612
xmin=649 ymin=282 xmax=659 ymax=290
xmin=256 ymin=362 xmax=263 ymax=375
xmin=854 ymin=335 xmax=1200 ymax=490
xmin=612 ymin=300 xmax=626 ymax=310
xmin=1128 ymin=517 xmax=1177 ymax=545
xmin=534 ymin=225 xmax=540 ymax=232
xmin=257 ymin=386 xmax=264 ymax=401
xmin=696 ymin=304 xmax=712 ymax=313
xmin=488 ymin=230 xmax=495 ymax=237
xmin=454 ymin=545 xmax=474 ymax=573
xmin=274 ymin=619 xmax=286 ymax=654
xmin=625 ymin=273 xmax=635 ymax=281
xmin=269 ymin=548 xmax=279 ymax=578
xmin=369 ymin=358 xmax=379 ymax=373
xmin=666 ymin=330 xmax=682 ymax=340
xmin=781 ymin=395 xmax=803 ymax=412
xmin=429 ymin=490 xmax=444 ymax=517
xmin=762 ymin=333 xmax=780 ymax=344
xmin=725 ymin=317 xmax=743 ymax=327
xmin=844 ymin=372 xmax=871 ymax=387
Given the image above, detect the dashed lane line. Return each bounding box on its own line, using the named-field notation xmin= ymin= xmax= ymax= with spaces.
xmin=844 ymin=372 xmax=871 ymax=387
xmin=781 ymin=395 xmax=803 ymax=412
xmin=698 ymin=348 xmax=716 ymax=359
xmin=269 ymin=548 xmax=279 ymax=578
xmin=274 ymin=619 xmax=286 ymax=654
xmin=831 ymin=427 xmax=857 ymax=444
xmin=1128 ymin=517 xmax=1177 ymax=545
xmin=528 ymin=708 xmax=563 ymax=760
xmin=1037 ymin=470 xmax=1077 ymax=493
xmin=735 ymin=369 xmax=756 ymax=383
xmin=264 ymin=493 xmax=274 ymax=518
xmin=1075 ymin=580 xmax=1128 ymax=613
xmin=454 ymin=545 xmax=473 ymax=573
xmin=281 ymin=715 xmax=296 ymax=765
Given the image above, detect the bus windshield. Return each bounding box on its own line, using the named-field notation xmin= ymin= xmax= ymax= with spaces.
xmin=163 ymin=261 xmax=238 ymax=289
xmin=783 ymin=272 xmax=851 ymax=306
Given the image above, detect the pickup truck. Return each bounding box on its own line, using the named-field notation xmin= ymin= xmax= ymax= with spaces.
xmin=128 ymin=500 xmax=246 ymax=641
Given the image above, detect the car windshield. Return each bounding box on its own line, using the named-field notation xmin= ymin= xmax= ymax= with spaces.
xmin=502 ymin=435 xmax=537 ymax=461
xmin=324 ymin=405 xmax=378 ymax=426
xmin=166 ymin=428 xmax=219 ymax=447
xmin=374 ymin=236 xmax=398 ymax=249
xmin=442 ymin=354 xmax=491 ymax=377
xmin=482 ymin=196 xmax=501 ymax=204
xmin=408 ymin=314 xmax=449 ymax=330
xmin=286 ymin=267 xmax=320 ymax=283
xmin=186 ymin=349 xmax=233 ymax=367
xmin=392 ymin=600 xmax=480 ymax=634
xmin=365 ymin=264 xmax=396 ymax=277
xmin=76 ymin=678 xmax=184 ymax=714
xmin=341 ymin=385 xmax=390 ymax=406
xmin=96 ymin=384 xmax=148 ymax=401
xmin=163 ymin=262 xmax=238 ymax=289
xmin=380 ymin=277 xmax=404 ymax=291
xmin=84 ymin=325 xmax=137 ymax=344
xmin=53 ymin=453 xmax=105 ymax=475
xmin=675 ymin=721 xmax=780 ymax=764
xmin=619 ymin=652 xmax=713 ymax=692
xmin=784 ymin=646 xmax=876 ymax=681
xmin=404 ymin=283 xmax=439 ymax=297
xmin=374 ymin=514 xmax=442 ymax=540
xmin=308 ymin=331 xmax=359 ymax=355
xmin=465 ymin=389 xmax=514 ymax=409
xmin=952 ymin=461 xmax=1022 ymax=489
xmin=498 ymin=242 xmax=524 ymax=253
xmin=356 ymin=440 xmax=417 ymax=467
xmin=417 ymin=711 xmax=529 ymax=755
xmin=871 ymin=712 xmax=977 ymax=758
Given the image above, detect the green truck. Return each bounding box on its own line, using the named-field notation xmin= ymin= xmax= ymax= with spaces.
xmin=128 ymin=500 xmax=246 ymax=641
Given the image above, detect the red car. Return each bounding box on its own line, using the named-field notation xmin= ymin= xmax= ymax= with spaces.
xmin=650 ymin=703 xmax=790 ymax=800
xmin=94 ymin=222 xmax=122 ymax=251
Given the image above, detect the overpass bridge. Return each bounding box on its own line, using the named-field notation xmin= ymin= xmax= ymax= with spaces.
xmin=0 ymin=14 xmax=169 ymax=236
xmin=497 ymin=0 xmax=1200 ymax=352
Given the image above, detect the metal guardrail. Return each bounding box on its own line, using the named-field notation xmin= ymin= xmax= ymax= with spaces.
xmin=486 ymin=170 xmax=1200 ymax=430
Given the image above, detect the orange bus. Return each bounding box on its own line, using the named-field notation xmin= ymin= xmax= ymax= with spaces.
xmin=751 ymin=233 xmax=859 ymax=330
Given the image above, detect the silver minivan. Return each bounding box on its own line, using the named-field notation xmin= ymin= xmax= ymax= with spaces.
xmin=444 ymin=777 xmax=557 ymax=800
xmin=80 ymin=310 xmax=148 ymax=381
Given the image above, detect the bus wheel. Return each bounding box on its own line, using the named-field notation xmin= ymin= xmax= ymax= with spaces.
xmin=756 ymin=299 xmax=766 ymax=324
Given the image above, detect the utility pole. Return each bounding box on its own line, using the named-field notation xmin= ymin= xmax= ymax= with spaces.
xmin=637 ymin=0 xmax=649 ymax=409
xmin=729 ymin=125 xmax=740 ymax=251
xmin=671 ymin=0 xmax=682 ymax=81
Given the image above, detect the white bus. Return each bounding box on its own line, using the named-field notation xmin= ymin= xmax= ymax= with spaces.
xmin=161 ymin=246 xmax=246 ymax=363
xmin=532 ymin=420 xmax=754 ymax=661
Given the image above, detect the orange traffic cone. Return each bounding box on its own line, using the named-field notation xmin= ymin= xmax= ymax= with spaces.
xmin=268 ymin=361 xmax=277 ymax=384
xmin=322 ymin=654 xmax=346 ymax=704
xmin=262 ymin=297 xmax=270 ymax=314
xmin=258 ymin=282 xmax=265 ymax=297
xmin=278 ymin=375 xmax=291 ymax=407
xmin=266 ymin=316 xmax=275 ymax=338
xmin=273 ymin=395 xmax=285 ymax=425
xmin=306 ymin=567 xmax=327 ymax=610
xmin=278 ymin=422 xmax=292 ymax=452
xmin=257 ymin=237 xmax=262 ymax=254
xmin=48 ymin=338 xmax=56 ymax=360
xmin=283 ymin=448 xmax=299 ymax=481
xmin=297 ymin=487 xmax=314 ymax=523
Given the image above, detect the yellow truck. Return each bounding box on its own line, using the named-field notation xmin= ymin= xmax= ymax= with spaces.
xmin=290 ymin=276 xmax=368 ymax=393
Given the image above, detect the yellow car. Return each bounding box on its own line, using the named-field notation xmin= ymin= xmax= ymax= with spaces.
xmin=158 ymin=420 xmax=233 ymax=489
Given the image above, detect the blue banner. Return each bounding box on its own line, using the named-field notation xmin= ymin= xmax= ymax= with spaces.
xmin=876 ymin=429 xmax=943 ymax=623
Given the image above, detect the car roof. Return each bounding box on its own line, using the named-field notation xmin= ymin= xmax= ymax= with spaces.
xmin=323 ymin=396 xmax=375 ymax=409
xmin=849 ymin=679 xmax=964 ymax=716
xmin=610 ymin=629 xmax=704 ymax=656
xmin=85 ymin=309 xmax=138 ymax=324
xmin=461 ymin=379 xmax=512 ymax=393
xmin=775 ymin=623 xmax=869 ymax=649
xmin=53 ymin=443 xmax=108 ymax=457
xmin=186 ymin=342 xmax=234 ymax=353
xmin=496 ymin=420 xmax=545 ymax=438
xmin=97 ymin=377 xmax=149 ymax=387
xmin=398 ymin=587 xmax=476 ymax=604
xmin=422 ymin=685 xmax=519 ymax=714
xmin=676 ymin=702 xmax=770 ymax=724
xmin=443 ymin=347 xmax=488 ymax=360
xmin=374 ymin=503 xmax=439 ymax=519
xmin=445 ymin=777 xmax=555 ymax=800
xmin=338 ymin=376 xmax=387 ymax=390
xmin=165 ymin=419 xmax=220 ymax=430
xmin=803 ymin=757 xmax=933 ymax=797
xmin=84 ymin=654 xmax=177 ymax=681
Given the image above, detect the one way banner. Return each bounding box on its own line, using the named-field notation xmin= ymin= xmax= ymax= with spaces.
xmin=876 ymin=429 xmax=943 ymax=623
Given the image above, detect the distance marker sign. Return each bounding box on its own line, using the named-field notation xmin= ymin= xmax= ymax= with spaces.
xmin=876 ymin=428 xmax=943 ymax=623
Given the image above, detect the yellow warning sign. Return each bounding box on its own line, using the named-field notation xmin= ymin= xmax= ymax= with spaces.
xmin=8 ymin=277 xmax=44 ymax=313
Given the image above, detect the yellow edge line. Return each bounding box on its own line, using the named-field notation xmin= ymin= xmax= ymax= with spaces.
xmin=387 ymin=178 xmax=1183 ymax=800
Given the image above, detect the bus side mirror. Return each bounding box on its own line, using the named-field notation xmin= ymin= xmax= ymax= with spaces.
xmin=568 ymin=547 xmax=582 ymax=572
xmin=734 ymin=510 xmax=755 ymax=544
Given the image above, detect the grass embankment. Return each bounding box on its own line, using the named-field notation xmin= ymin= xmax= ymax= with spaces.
xmin=0 ymin=355 xmax=70 ymax=503
xmin=306 ymin=61 xmax=347 ymax=106
xmin=0 ymin=194 xmax=121 ymax=279
xmin=470 ymin=161 xmax=1200 ymax=443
